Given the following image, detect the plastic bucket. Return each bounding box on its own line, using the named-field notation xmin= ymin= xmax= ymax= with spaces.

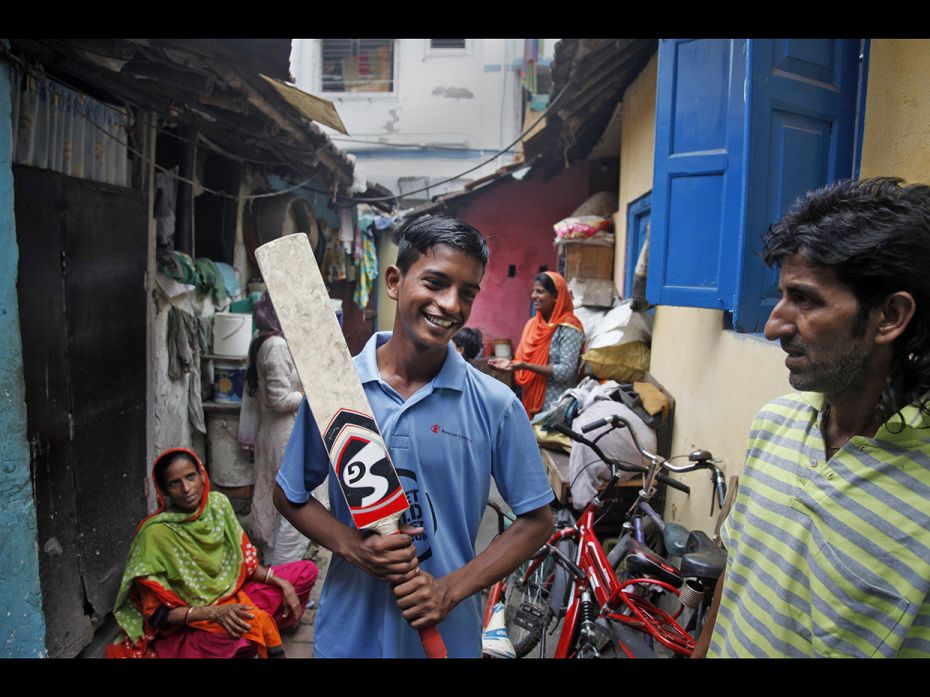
xmin=214 ymin=359 xmax=247 ymax=403
xmin=213 ymin=312 xmax=251 ymax=357
xmin=494 ymin=339 xmax=513 ymax=358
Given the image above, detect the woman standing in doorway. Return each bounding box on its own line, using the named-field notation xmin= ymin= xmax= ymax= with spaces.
xmin=245 ymin=293 xmax=319 ymax=565
xmin=489 ymin=271 xmax=584 ymax=418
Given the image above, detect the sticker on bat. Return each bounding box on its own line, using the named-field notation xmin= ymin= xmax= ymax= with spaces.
xmin=324 ymin=409 xmax=409 ymax=528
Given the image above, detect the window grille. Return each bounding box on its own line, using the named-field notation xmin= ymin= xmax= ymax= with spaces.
xmin=430 ymin=39 xmax=466 ymax=50
xmin=321 ymin=39 xmax=394 ymax=93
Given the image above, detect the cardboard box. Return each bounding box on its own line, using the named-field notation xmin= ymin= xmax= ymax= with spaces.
xmin=563 ymin=240 xmax=614 ymax=280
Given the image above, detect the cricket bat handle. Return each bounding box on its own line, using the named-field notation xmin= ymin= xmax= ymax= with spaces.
xmin=418 ymin=625 xmax=447 ymax=659
xmin=375 ymin=515 xmax=448 ymax=659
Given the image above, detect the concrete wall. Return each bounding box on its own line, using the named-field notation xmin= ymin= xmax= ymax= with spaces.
xmin=447 ymin=162 xmax=590 ymax=348
xmin=0 ymin=55 xmax=47 ymax=657
xmin=614 ymin=52 xmax=658 ymax=285
xmin=859 ymin=39 xmax=930 ymax=183
xmin=614 ymin=50 xmax=793 ymax=533
xmin=651 ymin=309 xmax=788 ymax=532
xmin=627 ymin=40 xmax=930 ymax=533
xmin=290 ymin=39 xmax=529 ymax=196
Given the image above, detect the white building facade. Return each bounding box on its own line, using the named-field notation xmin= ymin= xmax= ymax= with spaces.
xmin=290 ymin=39 xmax=554 ymax=202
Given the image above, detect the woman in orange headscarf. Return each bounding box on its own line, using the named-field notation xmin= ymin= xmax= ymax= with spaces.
xmin=489 ymin=271 xmax=584 ymax=418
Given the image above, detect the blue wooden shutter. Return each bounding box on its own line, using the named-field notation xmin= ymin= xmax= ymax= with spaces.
xmin=625 ymin=192 xmax=651 ymax=298
xmin=733 ymin=39 xmax=862 ymax=331
xmin=647 ymin=39 xmax=748 ymax=309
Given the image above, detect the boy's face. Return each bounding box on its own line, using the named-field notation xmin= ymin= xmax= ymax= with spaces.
xmin=386 ymin=244 xmax=484 ymax=351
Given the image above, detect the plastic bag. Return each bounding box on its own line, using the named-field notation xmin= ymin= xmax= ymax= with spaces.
xmin=553 ymin=215 xmax=612 ymax=240
xmin=581 ymin=341 xmax=651 ymax=382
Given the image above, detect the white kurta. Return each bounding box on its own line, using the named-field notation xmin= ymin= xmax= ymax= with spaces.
xmin=251 ymin=336 xmax=310 ymax=563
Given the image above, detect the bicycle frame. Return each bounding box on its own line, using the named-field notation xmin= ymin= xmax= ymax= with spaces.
xmin=547 ymin=501 xmax=694 ymax=657
xmin=494 ymin=499 xmax=693 ymax=658
xmin=483 ymin=417 xmax=723 ymax=658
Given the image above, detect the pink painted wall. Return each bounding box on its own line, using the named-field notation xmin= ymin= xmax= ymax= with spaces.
xmin=447 ymin=161 xmax=589 ymax=350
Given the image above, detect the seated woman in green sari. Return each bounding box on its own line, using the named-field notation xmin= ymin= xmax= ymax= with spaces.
xmin=107 ymin=448 xmax=318 ymax=658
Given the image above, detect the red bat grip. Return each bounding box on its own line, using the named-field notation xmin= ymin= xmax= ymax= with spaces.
xmin=418 ymin=625 xmax=447 ymax=659
xmin=379 ymin=518 xmax=447 ymax=658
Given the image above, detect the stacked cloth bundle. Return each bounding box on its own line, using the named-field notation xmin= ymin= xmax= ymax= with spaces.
xmin=537 ymin=377 xmax=669 ymax=509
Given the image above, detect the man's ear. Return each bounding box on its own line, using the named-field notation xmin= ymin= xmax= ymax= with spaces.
xmin=384 ymin=264 xmax=402 ymax=301
xmin=875 ymin=291 xmax=917 ymax=345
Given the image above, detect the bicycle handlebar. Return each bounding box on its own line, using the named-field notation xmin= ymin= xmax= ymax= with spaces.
xmin=578 ymin=416 xmax=727 ymax=499
xmin=551 ymin=422 xmax=690 ymax=495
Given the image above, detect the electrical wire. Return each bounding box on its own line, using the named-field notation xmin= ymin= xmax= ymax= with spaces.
xmin=328 ymin=135 xmax=516 ymax=153
xmin=4 ymin=51 xmax=339 ymax=203
xmin=335 ymin=77 xmax=572 ymax=205
xmin=6 ymin=46 xmax=572 ymax=209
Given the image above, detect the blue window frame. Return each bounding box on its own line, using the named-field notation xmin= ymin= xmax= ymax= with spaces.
xmin=647 ymin=38 xmax=867 ymax=332
xmin=625 ymin=192 xmax=651 ymax=299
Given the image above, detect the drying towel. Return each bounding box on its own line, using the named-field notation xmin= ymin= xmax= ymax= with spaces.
xmin=167 ymin=306 xmax=206 ymax=434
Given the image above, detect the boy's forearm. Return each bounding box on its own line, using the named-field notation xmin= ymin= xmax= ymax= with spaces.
xmin=443 ymin=504 xmax=553 ymax=607
xmin=274 ymin=483 xmax=419 ymax=582
xmin=273 ymin=483 xmax=356 ymax=559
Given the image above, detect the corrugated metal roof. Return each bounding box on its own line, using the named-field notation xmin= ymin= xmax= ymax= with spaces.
xmin=6 ymin=38 xmax=356 ymax=192
xmin=524 ymin=38 xmax=656 ymax=179
xmin=260 ymin=74 xmax=348 ymax=135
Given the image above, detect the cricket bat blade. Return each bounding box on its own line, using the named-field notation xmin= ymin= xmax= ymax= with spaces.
xmin=255 ymin=232 xmax=447 ymax=658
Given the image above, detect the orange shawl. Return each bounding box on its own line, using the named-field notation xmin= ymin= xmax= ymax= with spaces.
xmin=514 ymin=272 xmax=584 ymax=417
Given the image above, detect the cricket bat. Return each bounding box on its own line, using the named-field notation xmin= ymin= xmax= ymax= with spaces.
xmin=255 ymin=232 xmax=447 ymax=659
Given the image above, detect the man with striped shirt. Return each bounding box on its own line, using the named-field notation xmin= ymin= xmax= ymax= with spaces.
xmin=696 ymin=177 xmax=930 ymax=658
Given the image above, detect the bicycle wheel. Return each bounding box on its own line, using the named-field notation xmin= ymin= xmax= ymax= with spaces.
xmin=503 ymin=557 xmax=554 ymax=657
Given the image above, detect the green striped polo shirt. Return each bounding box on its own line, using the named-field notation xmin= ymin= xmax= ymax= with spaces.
xmin=708 ymin=392 xmax=930 ymax=658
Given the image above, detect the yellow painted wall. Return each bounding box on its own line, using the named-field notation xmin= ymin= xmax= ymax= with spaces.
xmin=618 ymin=40 xmax=930 ymax=533
xmin=651 ymin=308 xmax=788 ymax=533
xmin=859 ymin=39 xmax=930 ymax=184
xmin=611 ymin=50 xmax=782 ymax=532
xmin=376 ymin=229 xmax=398 ymax=332
xmin=614 ymin=52 xmax=658 ymax=289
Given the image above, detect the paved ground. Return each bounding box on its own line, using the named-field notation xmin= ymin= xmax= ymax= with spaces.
xmin=280 ymin=543 xmax=328 ymax=658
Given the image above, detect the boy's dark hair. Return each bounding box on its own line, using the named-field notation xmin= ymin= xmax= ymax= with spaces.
xmin=395 ymin=214 xmax=489 ymax=273
xmin=452 ymin=327 xmax=484 ymax=361
xmin=533 ymin=272 xmax=558 ymax=296
xmin=762 ymin=176 xmax=930 ymax=422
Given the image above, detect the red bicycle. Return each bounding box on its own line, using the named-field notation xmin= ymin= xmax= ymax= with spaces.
xmin=482 ymin=416 xmax=726 ymax=659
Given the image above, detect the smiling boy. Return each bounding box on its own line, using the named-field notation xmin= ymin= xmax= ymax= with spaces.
xmin=273 ymin=214 xmax=554 ymax=658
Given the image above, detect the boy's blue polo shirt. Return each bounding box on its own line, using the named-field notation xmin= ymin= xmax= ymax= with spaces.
xmin=276 ymin=332 xmax=553 ymax=658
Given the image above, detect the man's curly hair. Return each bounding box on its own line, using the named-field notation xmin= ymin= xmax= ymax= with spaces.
xmin=762 ymin=176 xmax=930 ymax=425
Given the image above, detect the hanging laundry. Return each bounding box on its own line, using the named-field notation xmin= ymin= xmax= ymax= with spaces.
xmin=194 ymin=257 xmax=229 ymax=305
xmin=338 ymin=208 xmax=354 ymax=253
xmin=354 ymin=220 xmax=364 ymax=260
xmin=159 ymin=250 xmax=198 ymax=285
xmin=353 ymin=229 xmax=378 ymax=310
xmin=166 ymin=306 xmax=207 ymax=434
xmin=321 ymin=225 xmax=347 ymax=282
xmin=373 ymin=214 xmax=394 ymax=231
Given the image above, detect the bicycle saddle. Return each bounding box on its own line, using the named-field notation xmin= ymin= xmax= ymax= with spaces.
xmin=685 ymin=529 xmax=717 ymax=555
xmin=680 ymin=547 xmax=726 ymax=581
xmin=623 ymin=539 xmax=683 ymax=588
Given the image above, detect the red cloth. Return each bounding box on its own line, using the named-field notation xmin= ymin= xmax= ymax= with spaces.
xmin=148 ymin=560 xmax=318 ymax=659
xmin=514 ymin=272 xmax=584 ymax=417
